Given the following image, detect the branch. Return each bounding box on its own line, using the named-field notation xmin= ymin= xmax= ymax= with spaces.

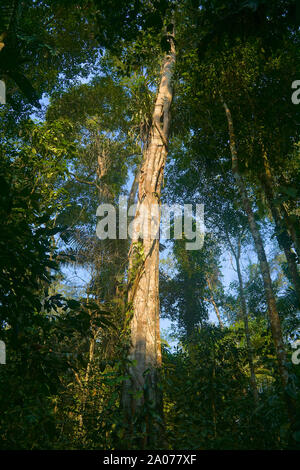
xmin=69 ymin=172 xmax=96 ymax=186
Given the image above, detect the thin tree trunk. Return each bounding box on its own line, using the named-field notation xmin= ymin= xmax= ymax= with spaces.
xmin=226 ymin=232 xmax=259 ymax=403
xmin=279 ymin=173 xmax=300 ymax=260
xmin=259 ymin=152 xmax=300 ymax=304
xmin=79 ymin=309 xmax=98 ymax=436
xmin=129 ymin=164 xmax=141 ymax=206
xmin=122 ymin=33 xmax=175 ymax=445
xmin=281 ymin=201 xmax=300 ymax=260
xmin=206 ymin=276 xmax=224 ymax=328
xmin=211 ymin=343 xmax=217 ymax=438
xmin=222 ymin=100 xmax=290 ymax=398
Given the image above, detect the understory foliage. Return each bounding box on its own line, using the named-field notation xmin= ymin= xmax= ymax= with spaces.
xmin=0 ymin=0 xmax=300 ymax=450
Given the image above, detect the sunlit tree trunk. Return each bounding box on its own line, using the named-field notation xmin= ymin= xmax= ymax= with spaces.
xmin=205 ymin=276 xmax=224 ymax=328
xmin=123 ymin=34 xmax=175 ymax=444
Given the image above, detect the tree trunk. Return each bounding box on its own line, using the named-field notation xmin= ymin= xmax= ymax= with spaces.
xmin=122 ymin=35 xmax=175 ymax=446
xmin=229 ymin=234 xmax=259 ymax=404
xmin=259 ymin=152 xmax=300 ymax=304
xmin=206 ymin=276 xmax=224 ymax=328
xmin=281 ymin=201 xmax=300 ymax=260
xmin=222 ymin=100 xmax=290 ymax=397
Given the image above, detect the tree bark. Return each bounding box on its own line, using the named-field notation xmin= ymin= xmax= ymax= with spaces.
xmin=122 ymin=35 xmax=175 ymax=445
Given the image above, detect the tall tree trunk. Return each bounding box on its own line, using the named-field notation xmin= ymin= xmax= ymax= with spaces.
xmin=226 ymin=232 xmax=259 ymax=404
xmin=278 ymin=173 xmax=300 ymax=260
xmin=206 ymin=276 xmax=224 ymax=328
xmin=259 ymin=152 xmax=300 ymax=304
xmin=281 ymin=201 xmax=300 ymax=260
xmin=122 ymin=34 xmax=175 ymax=445
xmin=222 ymin=100 xmax=290 ymax=401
